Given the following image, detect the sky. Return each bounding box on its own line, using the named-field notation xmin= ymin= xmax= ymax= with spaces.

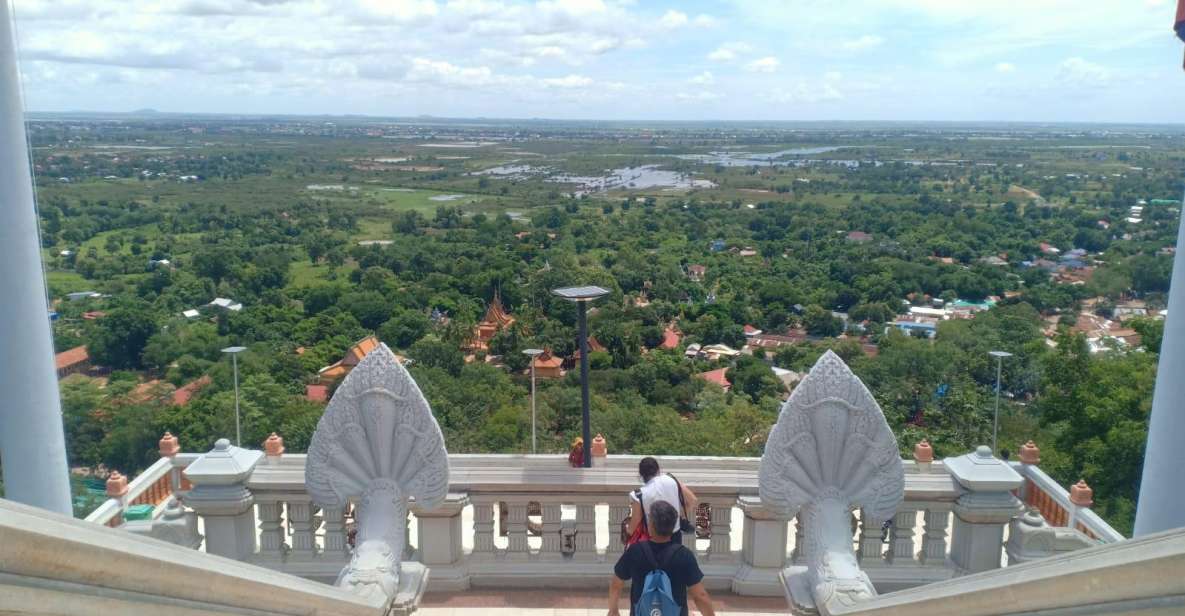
xmin=9 ymin=0 xmax=1185 ymax=123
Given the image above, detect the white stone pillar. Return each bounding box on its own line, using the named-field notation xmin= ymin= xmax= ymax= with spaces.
xmin=414 ymin=493 xmax=470 ymax=591
xmin=945 ymin=446 xmax=1023 ymax=574
xmin=731 ymin=496 xmax=789 ymax=597
xmin=0 ymin=0 xmax=72 ymax=516
xmin=1136 ymin=189 xmax=1185 ymax=536
xmin=182 ymin=439 xmax=262 ymax=560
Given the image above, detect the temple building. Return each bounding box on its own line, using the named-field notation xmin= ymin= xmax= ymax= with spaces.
xmin=468 ymin=291 xmax=515 ymax=352
xmin=566 ymin=335 xmax=606 ymax=367
xmin=316 ymin=335 xmax=405 ymax=386
xmin=531 ymin=349 xmax=565 ymax=379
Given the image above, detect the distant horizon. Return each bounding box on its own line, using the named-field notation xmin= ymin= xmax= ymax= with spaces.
xmin=23 ymin=109 xmax=1185 ymax=129
xmin=12 ymin=1 xmax=1185 ymax=124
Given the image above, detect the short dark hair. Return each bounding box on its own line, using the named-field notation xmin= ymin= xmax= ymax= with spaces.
xmin=639 ymin=457 xmax=660 ymax=481
xmin=650 ymin=500 xmax=678 ymax=537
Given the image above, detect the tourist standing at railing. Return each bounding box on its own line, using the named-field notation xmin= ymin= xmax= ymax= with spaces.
xmin=609 ymin=501 xmax=716 ymax=616
xmin=623 ymin=457 xmax=698 ymax=546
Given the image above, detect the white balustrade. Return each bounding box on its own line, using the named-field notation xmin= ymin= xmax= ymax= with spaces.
xmin=96 ymin=450 xmax=1125 ymax=596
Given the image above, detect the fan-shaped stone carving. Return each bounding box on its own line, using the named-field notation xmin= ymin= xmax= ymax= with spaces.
xmin=306 ymin=342 xmax=448 ymax=601
xmin=758 ymin=350 xmax=903 ymax=615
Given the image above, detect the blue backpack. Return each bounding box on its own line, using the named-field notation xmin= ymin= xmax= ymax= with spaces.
xmin=635 ymin=541 xmax=683 ymax=616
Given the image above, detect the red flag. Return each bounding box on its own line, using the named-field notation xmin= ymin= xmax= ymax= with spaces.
xmin=1178 ymin=0 xmax=1185 ymax=39
xmin=1178 ymin=0 xmax=1185 ymax=69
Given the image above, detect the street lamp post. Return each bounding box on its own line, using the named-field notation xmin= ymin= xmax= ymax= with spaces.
xmin=988 ymin=350 xmax=1012 ymax=454
xmin=523 ymin=348 xmax=544 ymax=454
xmin=552 ymin=285 xmax=610 ymax=468
xmin=222 ymin=346 xmax=247 ymax=446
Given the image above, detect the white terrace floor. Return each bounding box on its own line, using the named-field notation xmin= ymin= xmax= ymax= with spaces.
xmin=419 ymin=589 xmax=788 ymax=615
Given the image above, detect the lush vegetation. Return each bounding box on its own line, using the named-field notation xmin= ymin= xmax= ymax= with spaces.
xmin=36 ymin=116 xmax=1184 ymax=533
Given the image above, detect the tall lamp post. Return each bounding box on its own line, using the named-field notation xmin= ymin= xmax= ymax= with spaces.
xmin=222 ymin=346 xmax=247 ymax=446
xmin=552 ymin=285 xmax=610 ymax=468
xmin=523 ymin=348 xmax=544 ymax=454
xmin=988 ymin=350 xmax=1012 ymax=454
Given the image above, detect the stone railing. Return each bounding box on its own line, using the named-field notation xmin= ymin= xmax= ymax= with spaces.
xmin=1011 ymin=461 xmax=1123 ymax=543
xmin=822 ymin=525 xmax=1185 ymax=616
xmin=171 ymin=449 xmax=1021 ymax=595
xmin=87 ymin=439 xmax=1123 ymax=598
xmin=0 ymin=496 xmax=395 ymax=616
xmin=85 ymin=451 xmax=198 ymax=528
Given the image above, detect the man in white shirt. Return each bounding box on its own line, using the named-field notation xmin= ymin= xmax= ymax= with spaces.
xmin=625 ymin=457 xmax=698 ymax=544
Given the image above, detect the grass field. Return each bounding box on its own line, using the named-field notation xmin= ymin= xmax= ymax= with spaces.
xmin=315 ymin=185 xmax=504 ymax=215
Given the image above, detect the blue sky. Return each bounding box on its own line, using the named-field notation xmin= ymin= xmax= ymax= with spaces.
xmin=11 ymin=0 xmax=1185 ymax=122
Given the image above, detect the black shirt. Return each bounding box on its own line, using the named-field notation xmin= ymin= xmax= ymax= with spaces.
xmin=613 ymin=539 xmax=704 ymax=616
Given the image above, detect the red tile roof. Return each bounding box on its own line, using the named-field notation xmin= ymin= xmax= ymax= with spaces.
xmin=306 ymin=384 xmax=329 ymax=402
xmin=696 ymin=367 xmax=731 ymax=391
xmin=55 ymin=346 xmax=89 ymax=371
xmin=659 ymin=327 xmax=681 ymax=350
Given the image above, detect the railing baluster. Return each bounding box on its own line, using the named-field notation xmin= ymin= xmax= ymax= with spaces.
xmin=506 ymin=500 xmax=529 ymax=559
xmin=921 ymin=506 xmax=950 ymax=565
xmin=541 ymin=501 xmax=565 ymax=558
xmin=257 ymin=501 xmax=286 ymax=558
xmin=321 ymin=505 xmax=348 ymax=557
xmin=574 ymin=502 xmax=596 ymax=559
xmin=287 ymin=501 xmax=319 ymax=560
xmin=858 ymin=508 xmax=885 ymax=564
xmin=607 ymin=502 xmax=631 ymax=556
xmin=891 ymin=508 xmax=918 ymax=564
xmin=707 ymin=499 xmax=734 ymax=561
xmin=472 ymin=498 xmax=496 ymax=556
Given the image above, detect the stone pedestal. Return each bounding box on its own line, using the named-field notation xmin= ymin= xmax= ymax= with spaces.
xmin=124 ymin=498 xmax=203 ymax=549
xmin=414 ymin=493 xmax=470 ymax=591
xmin=182 ymin=438 xmax=262 ymax=561
xmin=945 ymin=446 xmax=1023 ymax=574
xmin=732 ymin=496 xmax=789 ymax=596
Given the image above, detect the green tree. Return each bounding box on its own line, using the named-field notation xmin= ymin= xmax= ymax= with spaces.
xmin=86 ymin=301 xmax=158 ymax=370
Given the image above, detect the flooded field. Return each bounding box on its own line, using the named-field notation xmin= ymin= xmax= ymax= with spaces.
xmin=471 ymin=163 xmax=714 ymax=192
xmin=673 ymin=145 xmax=857 ymax=166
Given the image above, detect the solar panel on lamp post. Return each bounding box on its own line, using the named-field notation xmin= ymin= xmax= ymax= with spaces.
xmin=988 ymin=350 xmax=1013 ymax=455
xmin=523 ymin=348 xmax=544 ymax=454
xmin=551 ymin=286 xmax=610 ymax=467
xmin=222 ymin=346 xmax=247 ymax=446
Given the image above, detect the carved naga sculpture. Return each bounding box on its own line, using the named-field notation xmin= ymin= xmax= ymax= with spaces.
xmin=759 ymin=350 xmax=904 ymax=616
xmin=306 ymin=343 xmax=449 ymax=601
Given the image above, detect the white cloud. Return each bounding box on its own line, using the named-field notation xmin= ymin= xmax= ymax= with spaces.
xmin=707 ymin=41 xmax=752 ymax=62
xmin=744 ymin=56 xmax=779 ymax=73
xmin=688 ymin=71 xmax=714 ymax=85
xmin=541 ymin=74 xmax=593 ymax=88
xmin=659 ymin=9 xmax=688 ymax=28
xmin=995 ymin=62 xmax=1016 ymax=73
xmin=1057 ymin=57 xmax=1112 ymax=86
xmin=676 ymin=91 xmax=722 ymax=102
xmin=841 ymin=35 xmax=883 ymax=51
xmin=407 ymin=57 xmax=495 ymax=87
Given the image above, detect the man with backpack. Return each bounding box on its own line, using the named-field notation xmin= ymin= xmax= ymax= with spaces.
xmin=608 ymin=500 xmax=716 ymax=616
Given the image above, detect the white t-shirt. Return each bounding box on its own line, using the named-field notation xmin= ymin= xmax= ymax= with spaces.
xmin=629 ymin=473 xmax=682 ymax=520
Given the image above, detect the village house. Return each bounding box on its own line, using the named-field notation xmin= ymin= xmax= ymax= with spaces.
xmin=54 ymin=345 xmax=90 ymax=378
xmin=695 ymin=367 xmax=730 ymax=391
